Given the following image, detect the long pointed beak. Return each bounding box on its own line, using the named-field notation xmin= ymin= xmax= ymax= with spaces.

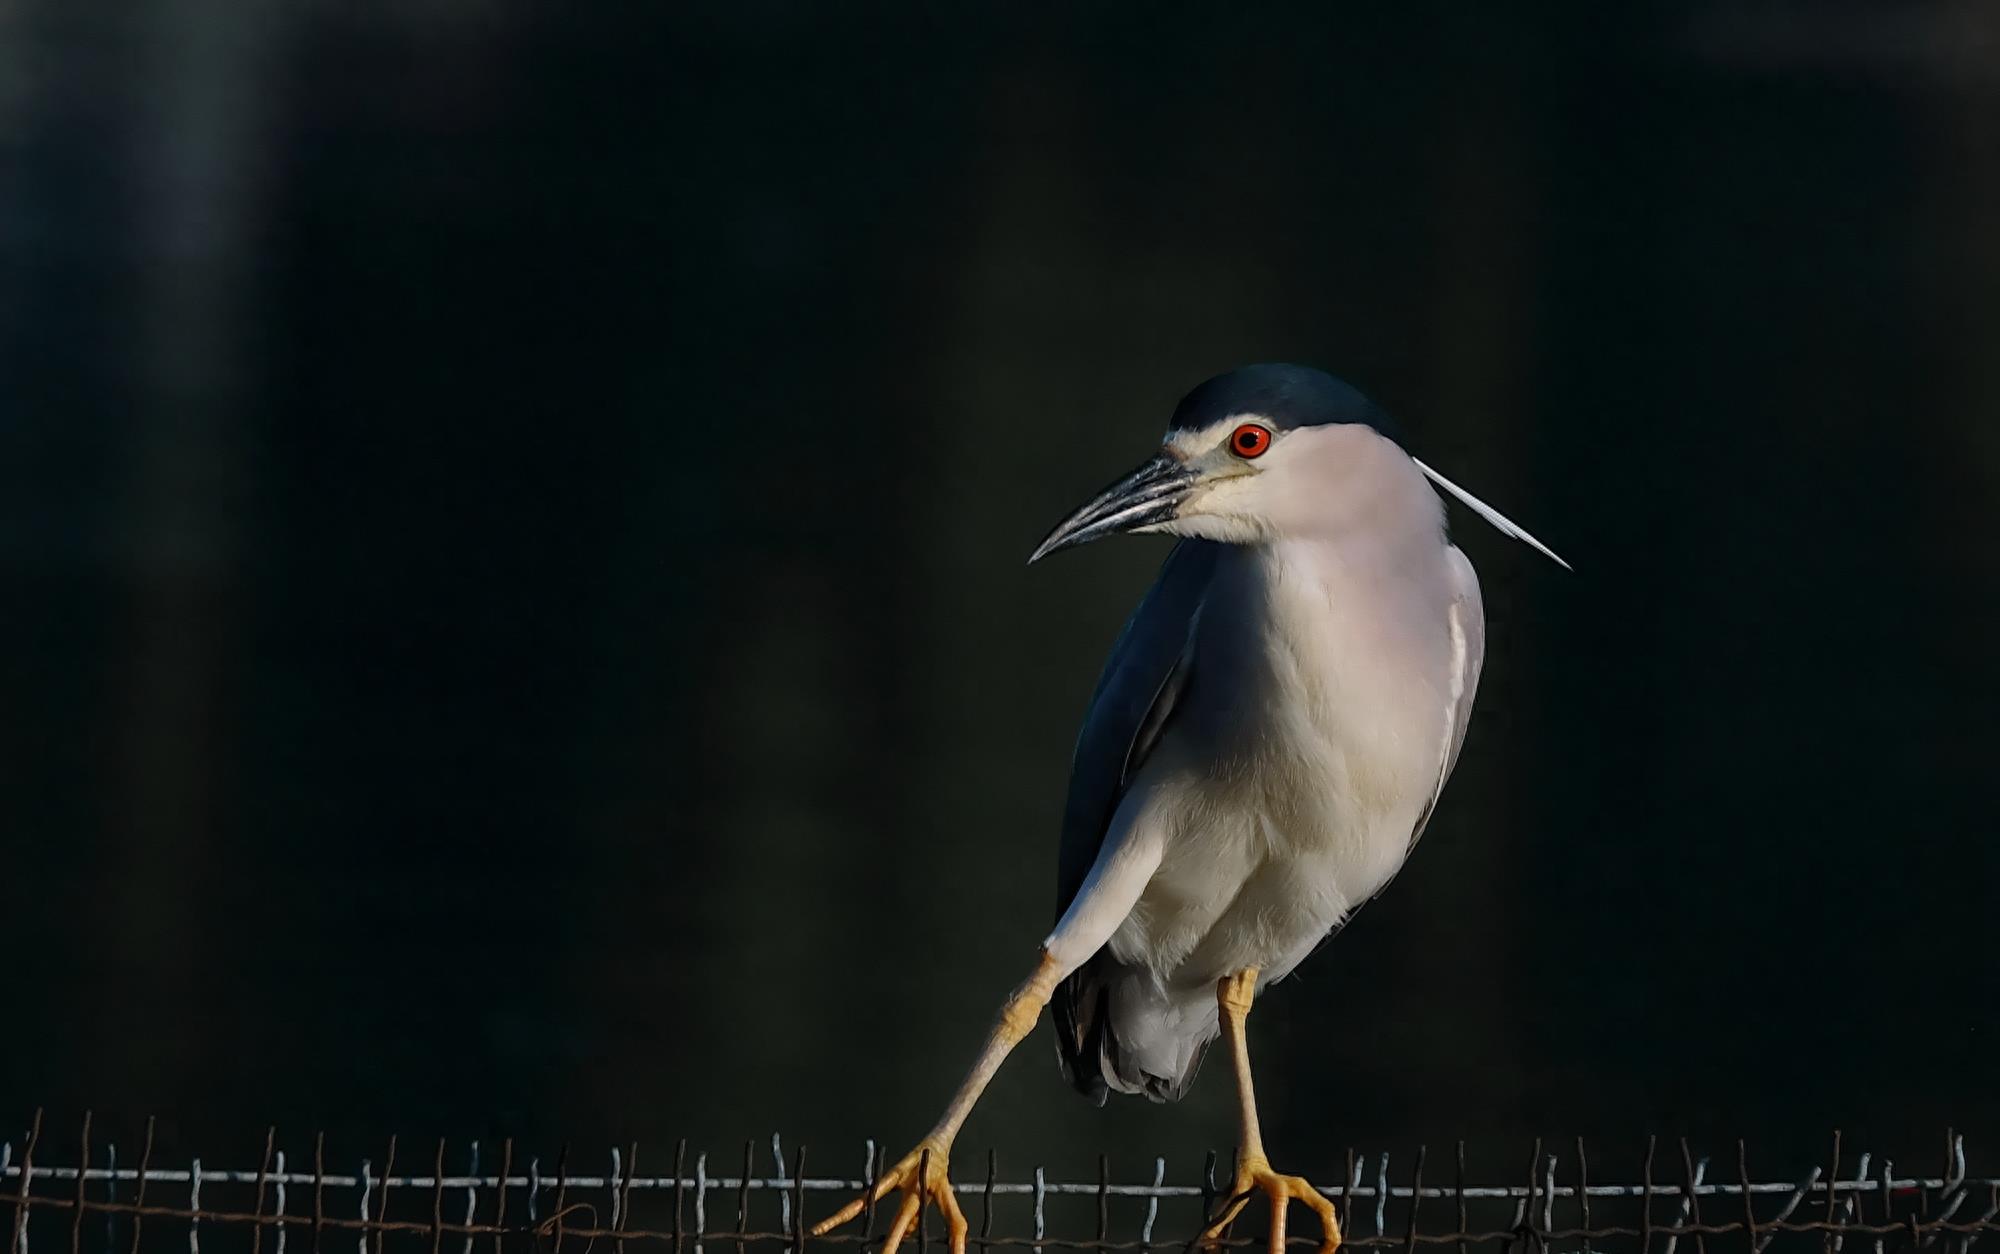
xmin=1029 ymin=452 xmax=1196 ymax=564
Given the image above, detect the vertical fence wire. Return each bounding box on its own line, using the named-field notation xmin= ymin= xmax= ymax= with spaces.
xmin=1404 ymin=1145 xmax=1427 ymax=1254
xmin=790 ymin=1145 xmax=808 ymax=1254
xmin=11 ymin=1109 xmax=42 ymax=1254
xmin=459 ymin=1143 xmax=479 ymax=1254
xmin=428 ymin=1140 xmax=446 ymax=1254
xmin=276 ymin=1150 xmax=290 ymax=1254
xmin=493 ymin=1140 xmax=514 ymax=1254
xmin=377 ymin=1138 xmax=400 ymax=1254
xmin=622 ymin=1142 xmax=641 ymax=1254
xmin=978 ymin=1150 xmax=995 ymax=1254
xmin=310 ymin=1132 xmax=326 ymax=1254
xmin=1141 ymin=1157 xmax=1164 ymax=1249
xmin=770 ymin=1138 xmax=787 ymax=1245
xmin=1375 ymin=1152 xmax=1392 ymax=1243
xmin=1094 ymin=1155 xmax=1108 ymax=1249
xmin=67 ymin=1113 xmax=90 ymax=1254
xmin=669 ymin=1141 xmax=685 ymax=1254
xmin=249 ymin=1129 xmax=273 ymax=1254
xmin=553 ymin=1146 xmax=571 ymax=1254
xmin=1577 ymin=1138 xmax=1593 ymax=1246
xmin=1342 ymin=1149 xmax=1357 ymax=1244
xmin=101 ymin=1143 xmax=115 ymax=1254
xmin=694 ymin=1150 xmax=708 ymax=1254
xmin=736 ymin=1143 xmax=753 ymax=1254
xmin=1456 ymin=1142 xmax=1469 ymax=1254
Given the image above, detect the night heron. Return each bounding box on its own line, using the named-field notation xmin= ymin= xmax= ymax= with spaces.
xmin=814 ymin=364 xmax=1566 ymax=1254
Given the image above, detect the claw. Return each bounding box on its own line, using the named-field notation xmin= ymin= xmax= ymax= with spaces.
xmin=1199 ymin=1158 xmax=1340 ymax=1254
xmin=811 ymin=1142 xmax=968 ymax=1254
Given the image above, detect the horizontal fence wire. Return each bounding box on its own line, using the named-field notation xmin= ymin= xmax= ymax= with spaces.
xmin=5 ymin=1113 xmax=1998 ymax=1254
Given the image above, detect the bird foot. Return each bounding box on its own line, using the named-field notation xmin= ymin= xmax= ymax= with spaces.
xmin=810 ymin=1139 xmax=967 ymax=1254
xmin=1199 ymin=1156 xmax=1341 ymax=1254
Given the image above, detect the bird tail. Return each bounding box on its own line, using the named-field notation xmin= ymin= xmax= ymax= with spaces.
xmin=1052 ymin=956 xmax=1216 ymax=1104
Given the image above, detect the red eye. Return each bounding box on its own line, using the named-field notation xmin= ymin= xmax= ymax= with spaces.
xmin=1229 ymin=423 xmax=1273 ymax=459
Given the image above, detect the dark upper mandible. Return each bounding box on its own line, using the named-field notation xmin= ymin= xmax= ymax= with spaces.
xmin=1168 ymin=364 xmax=1400 ymax=442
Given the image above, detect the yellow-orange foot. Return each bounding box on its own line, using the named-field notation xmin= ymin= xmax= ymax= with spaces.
xmin=1199 ymin=1157 xmax=1341 ymax=1254
xmin=810 ymin=1141 xmax=967 ymax=1254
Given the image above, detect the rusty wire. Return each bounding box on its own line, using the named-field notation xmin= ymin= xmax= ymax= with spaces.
xmin=5 ymin=1113 xmax=1998 ymax=1254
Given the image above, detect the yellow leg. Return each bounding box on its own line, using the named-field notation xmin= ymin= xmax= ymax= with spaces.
xmin=1198 ymin=968 xmax=1341 ymax=1254
xmin=811 ymin=952 xmax=1062 ymax=1254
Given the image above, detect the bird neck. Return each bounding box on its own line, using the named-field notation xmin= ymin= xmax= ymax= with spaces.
xmin=1229 ymin=447 xmax=1461 ymax=682
xmin=1255 ymin=425 xmax=1447 ymax=560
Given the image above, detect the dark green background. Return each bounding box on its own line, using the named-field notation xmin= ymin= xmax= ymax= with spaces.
xmin=4 ymin=1 xmax=1994 ymax=1190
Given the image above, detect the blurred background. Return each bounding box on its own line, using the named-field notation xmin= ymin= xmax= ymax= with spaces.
xmin=3 ymin=0 xmax=1996 ymax=1191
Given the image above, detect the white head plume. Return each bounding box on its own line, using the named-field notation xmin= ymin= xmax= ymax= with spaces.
xmin=1412 ymin=458 xmax=1571 ymax=570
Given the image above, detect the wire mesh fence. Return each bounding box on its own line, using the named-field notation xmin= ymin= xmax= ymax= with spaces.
xmin=5 ymin=1112 xmax=1996 ymax=1254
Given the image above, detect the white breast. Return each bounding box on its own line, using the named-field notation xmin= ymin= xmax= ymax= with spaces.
xmin=1106 ymin=536 xmax=1467 ymax=990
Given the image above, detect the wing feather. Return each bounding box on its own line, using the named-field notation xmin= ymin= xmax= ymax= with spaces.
xmin=1052 ymin=539 xmax=1217 ymax=918
xmin=1049 ymin=540 xmax=1215 ymax=1103
xmin=1405 ymin=544 xmax=1486 ymax=851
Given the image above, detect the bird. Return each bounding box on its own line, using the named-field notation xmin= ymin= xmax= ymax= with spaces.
xmin=812 ymin=363 xmax=1566 ymax=1254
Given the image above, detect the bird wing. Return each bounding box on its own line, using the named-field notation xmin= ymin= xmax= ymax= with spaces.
xmin=1049 ymin=538 xmax=1215 ymax=1103
xmin=1405 ymin=543 xmax=1487 ymax=854
xmin=1052 ymin=538 xmax=1217 ymax=921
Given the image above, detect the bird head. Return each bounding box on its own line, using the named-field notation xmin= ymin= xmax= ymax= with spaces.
xmin=1028 ymin=363 xmax=1568 ymax=568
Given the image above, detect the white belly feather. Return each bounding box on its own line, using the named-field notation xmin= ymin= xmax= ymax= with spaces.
xmin=1102 ymin=538 xmax=1466 ymax=994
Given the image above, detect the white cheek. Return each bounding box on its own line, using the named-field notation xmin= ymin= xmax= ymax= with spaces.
xmin=1159 ymin=513 xmax=1267 ymax=544
xmin=1159 ymin=472 xmax=1269 ymax=543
